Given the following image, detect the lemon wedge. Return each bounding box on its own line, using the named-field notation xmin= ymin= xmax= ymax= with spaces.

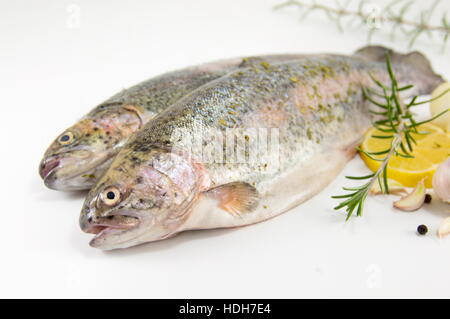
xmin=430 ymin=82 xmax=450 ymax=132
xmin=360 ymin=123 xmax=450 ymax=188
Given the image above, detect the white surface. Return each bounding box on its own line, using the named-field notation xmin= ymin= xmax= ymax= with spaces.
xmin=1 ymin=0 xmax=450 ymax=298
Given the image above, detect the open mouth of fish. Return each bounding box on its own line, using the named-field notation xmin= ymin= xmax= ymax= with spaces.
xmin=40 ymin=151 xmax=114 ymax=182
xmin=39 ymin=158 xmax=61 ymax=180
xmin=83 ymin=212 xmax=141 ymax=246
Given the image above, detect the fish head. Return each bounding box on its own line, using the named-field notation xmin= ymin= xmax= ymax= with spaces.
xmin=39 ymin=104 xmax=145 ymax=191
xmin=79 ymin=148 xmax=199 ymax=250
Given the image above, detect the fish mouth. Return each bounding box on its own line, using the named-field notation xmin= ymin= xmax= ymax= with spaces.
xmin=39 ymin=158 xmax=60 ymax=180
xmin=81 ymin=212 xmax=141 ymax=248
xmin=39 ymin=151 xmax=93 ymax=181
xmin=39 ymin=150 xmax=114 ymax=190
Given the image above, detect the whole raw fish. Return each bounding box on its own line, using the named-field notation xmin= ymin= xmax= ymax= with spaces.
xmin=39 ymin=54 xmax=303 ymax=191
xmin=79 ymin=46 xmax=443 ymax=249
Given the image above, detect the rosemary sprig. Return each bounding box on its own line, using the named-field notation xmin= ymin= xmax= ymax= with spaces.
xmin=274 ymin=0 xmax=450 ymax=51
xmin=331 ymin=54 xmax=449 ymax=221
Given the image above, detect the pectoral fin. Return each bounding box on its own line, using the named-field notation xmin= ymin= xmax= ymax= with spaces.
xmin=205 ymin=182 xmax=260 ymax=216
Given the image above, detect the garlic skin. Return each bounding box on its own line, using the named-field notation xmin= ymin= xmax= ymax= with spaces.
xmin=437 ymin=217 xmax=450 ymax=238
xmin=393 ymin=179 xmax=426 ymax=212
xmin=432 ymin=158 xmax=450 ymax=204
xmin=370 ymin=179 xmax=407 ymax=195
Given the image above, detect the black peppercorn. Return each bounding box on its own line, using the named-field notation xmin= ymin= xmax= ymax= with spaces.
xmin=424 ymin=194 xmax=432 ymax=204
xmin=417 ymin=224 xmax=428 ymax=235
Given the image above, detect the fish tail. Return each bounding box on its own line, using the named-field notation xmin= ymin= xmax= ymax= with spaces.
xmin=354 ymin=45 xmax=444 ymax=95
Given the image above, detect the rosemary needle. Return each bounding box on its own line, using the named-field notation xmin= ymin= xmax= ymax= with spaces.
xmin=331 ymin=53 xmax=449 ymax=221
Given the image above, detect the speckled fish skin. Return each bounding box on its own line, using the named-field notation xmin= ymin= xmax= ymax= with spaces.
xmin=39 ymin=54 xmax=305 ymax=191
xmin=79 ymin=46 xmax=443 ymax=250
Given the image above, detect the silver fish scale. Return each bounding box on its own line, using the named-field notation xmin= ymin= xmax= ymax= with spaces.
xmin=87 ymin=55 xmax=309 ymax=118
xmin=87 ymin=69 xmax=227 ymax=117
xmin=126 ymin=54 xmax=428 ymax=192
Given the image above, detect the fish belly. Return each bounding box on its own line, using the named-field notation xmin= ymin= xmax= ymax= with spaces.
xmin=181 ymin=136 xmax=361 ymax=231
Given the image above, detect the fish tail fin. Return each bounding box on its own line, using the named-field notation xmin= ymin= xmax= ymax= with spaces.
xmin=354 ymin=45 xmax=444 ymax=95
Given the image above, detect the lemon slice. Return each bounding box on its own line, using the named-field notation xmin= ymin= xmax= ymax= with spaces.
xmin=360 ymin=123 xmax=450 ymax=188
xmin=430 ymin=82 xmax=450 ymax=131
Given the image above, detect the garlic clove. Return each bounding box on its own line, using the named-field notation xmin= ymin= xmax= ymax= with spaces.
xmin=432 ymin=158 xmax=450 ymax=204
xmin=370 ymin=178 xmax=408 ymax=195
xmin=393 ymin=179 xmax=426 ymax=211
xmin=437 ymin=217 xmax=450 ymax=238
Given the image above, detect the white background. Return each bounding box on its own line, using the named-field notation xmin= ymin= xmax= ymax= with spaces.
xmin=1 ymin=0 xmax=450 ymax=298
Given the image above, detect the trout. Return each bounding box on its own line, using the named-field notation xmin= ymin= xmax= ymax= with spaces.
xmin=79 ymin=46 xmax=443 ymax=250
xmin=39 ymin=55 xmax=303 ymax=190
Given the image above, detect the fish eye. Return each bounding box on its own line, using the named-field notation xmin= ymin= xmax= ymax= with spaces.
xmin=58 ymin=132 xmax=75 ymax=145
xmin=100 ymin=186 xmax=121 ymax=206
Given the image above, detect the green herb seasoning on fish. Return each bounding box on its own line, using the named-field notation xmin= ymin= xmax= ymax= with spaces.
xmin=79 ymin=46 xmax=443 ymax=250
